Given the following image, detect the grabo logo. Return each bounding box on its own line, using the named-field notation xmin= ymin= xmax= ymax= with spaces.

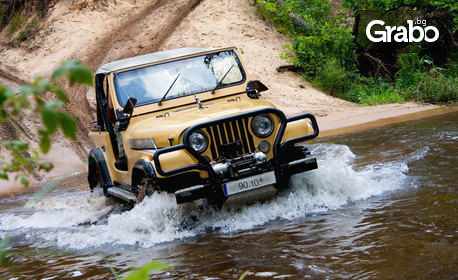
xmin=366 ymin=19 xmax=439 ymax=43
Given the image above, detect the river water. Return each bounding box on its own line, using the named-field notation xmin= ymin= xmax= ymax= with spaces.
xmin=0 ymin=111 xmax=456 ymax=279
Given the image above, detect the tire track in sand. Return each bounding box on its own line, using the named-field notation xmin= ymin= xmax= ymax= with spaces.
xmin=65 ymin=0 xmax=203 ymax=160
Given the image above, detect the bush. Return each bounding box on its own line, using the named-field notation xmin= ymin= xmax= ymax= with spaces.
xmin=8 ymin=11 xmax=23 ymax=33
xmin=335 ymin=77 xmax=404 ymax=105
xmin=256 ymin=0 xmax=457 ymax=105
xmin=395 ymin=52 xmax=457 ymax=103
xmin=415 ymin=72 xmax=457 ymax=103
xmin=312 ymin=59 xmax=350 ymax=95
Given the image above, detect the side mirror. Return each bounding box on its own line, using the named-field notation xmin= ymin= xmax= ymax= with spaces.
xmin=115 ymin=97 xmax=137 ymax=131
xmin=123 ymin=97 xmax=137 ymax=116
xmin=247 ymin=80 xmax=268 ymax=92
xmin=247 ymin=80 xmax=268 ymax=99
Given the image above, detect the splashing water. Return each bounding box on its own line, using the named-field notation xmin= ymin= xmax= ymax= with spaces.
xmin=0 ymin=143 xmax=420 ymax=249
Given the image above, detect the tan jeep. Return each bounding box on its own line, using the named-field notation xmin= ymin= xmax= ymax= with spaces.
xmin=87 ymin=47 xmax=319 ymax=206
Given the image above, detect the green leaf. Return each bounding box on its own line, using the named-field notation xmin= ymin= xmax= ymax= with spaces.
xmin=40 ymin=100 xmax=63 ymax=134
xmin=38 ymin=128 xmax=48 ymax=137
xmin=52 ymin=60 xmax=93 ymax=86
xmin=238 ymin=270 xmax=250 ymax=280
xmin=51 ymin=66 xmax=65 ymax=80
xmin=0 ymin=86 xmax=13 ymax=106
xmin=2 ymin=140 xmax=13 ymax=149
xmin=59 ymin=113 xmax=77 ymax=140
xmin=41 ymin=109 xmax=59 ymax=134
xmin=39 ymin=162 xmax=53 ymax=172
xmin=20 ymin=176 xmax=29 ymax=187
xmin=14 ymin=141 xmax=28 ymax=152
xmin=109 ymin=267 xmax=122 ymax=280
xmin=0 ymin=235 xmax=11 ymax=265
xmin=54 ymin=87 xmax=68 ymax=102
xmin=39 ymin=137 xmax=51 ymax=153
xmin=20 ymin=85 xmax=41 ymax=95
xmin=34 ymin=77 xmax=51 ymax=91
xmin=124 ymin=261 xmax=170 ymax=280
xmin=0 ymin=173 xmax=8 ymax=180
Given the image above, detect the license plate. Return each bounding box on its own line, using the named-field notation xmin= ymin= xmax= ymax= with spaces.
xmin=222 ymin=171 xmax=276 ymax=196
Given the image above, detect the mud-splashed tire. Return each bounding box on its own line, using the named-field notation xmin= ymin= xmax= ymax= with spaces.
xmin=131 ymin=177 xmax=156 ymax=203
xmin=207 ymin=190 xmax=227 ymax=209
xmin=207 ymin=197 xmax=225 ymax=210
xmin=275 ymin=145 xmax=311 ymax=191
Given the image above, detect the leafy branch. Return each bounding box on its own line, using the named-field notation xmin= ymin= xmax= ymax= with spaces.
xmin=0 ymin=60 xmax=92 ymax=186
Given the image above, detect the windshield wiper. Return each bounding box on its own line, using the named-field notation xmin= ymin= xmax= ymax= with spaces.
xmin=193 ymin=92 xmax=204 ymax=109
xmin=211 ymin=64 xmax=234 ymax=94
xmin=158 ymin=74 xmax=180 ymax=106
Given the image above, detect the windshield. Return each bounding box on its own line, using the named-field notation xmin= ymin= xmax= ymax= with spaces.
xmin=113 ymin=50 xmax=245 ymax=107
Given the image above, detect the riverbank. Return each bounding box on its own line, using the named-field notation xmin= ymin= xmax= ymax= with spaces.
xmin=317 ymin=104 xmax=458 ymax=137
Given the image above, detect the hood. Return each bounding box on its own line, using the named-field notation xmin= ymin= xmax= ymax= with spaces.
xmin=127 ymin=98 xmax=275 ymax=147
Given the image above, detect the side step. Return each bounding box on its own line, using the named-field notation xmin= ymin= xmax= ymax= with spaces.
xmin=107 ymin=187 xmax=137 ymax=204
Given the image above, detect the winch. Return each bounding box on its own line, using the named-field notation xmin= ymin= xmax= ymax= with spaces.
xmin=211 ymin=152 xmax=271 ymax=179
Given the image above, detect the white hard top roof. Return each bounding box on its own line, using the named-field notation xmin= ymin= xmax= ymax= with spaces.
xmin=95 ymin=47 xmax=230 ymax=75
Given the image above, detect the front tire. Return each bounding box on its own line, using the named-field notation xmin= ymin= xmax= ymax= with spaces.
xmin=275 ymin=145 xmax=311 ymax=191
xmin=131 ymin=177 xmax=156 ymax=203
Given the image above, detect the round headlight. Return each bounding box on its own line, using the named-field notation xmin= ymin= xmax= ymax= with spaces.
xmin=251 ymin=115 xmax=274 ymax=137
xmin=189 ymin=131 xmax=208 ymax=153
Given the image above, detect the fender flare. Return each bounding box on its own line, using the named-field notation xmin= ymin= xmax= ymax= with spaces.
xmin=88 ymin=148 xmax=113 ymax=190
xmin=131 ymin=159 xmax=157 ymax=187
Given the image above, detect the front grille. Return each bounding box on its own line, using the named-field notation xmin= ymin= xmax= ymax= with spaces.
xmin=204 ymin=117 xmax=256 ymax=160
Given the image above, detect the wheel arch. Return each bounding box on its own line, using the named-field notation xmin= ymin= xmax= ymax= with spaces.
xmin=88 ymin=148 xmax=113 ymax=190
xmin=131 ymin=159 xmax=157 ymax=187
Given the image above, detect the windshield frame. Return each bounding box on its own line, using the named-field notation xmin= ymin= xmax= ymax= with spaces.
xmin=113 ymin=50 xmax=247 ymax=108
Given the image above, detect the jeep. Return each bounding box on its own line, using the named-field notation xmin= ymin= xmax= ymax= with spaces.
xmin=88 ymin=47 xmax=319 ymax=206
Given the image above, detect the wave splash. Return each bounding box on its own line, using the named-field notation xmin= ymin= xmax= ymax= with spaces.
xmin=0 ymin=143 xmax=418 ymax=249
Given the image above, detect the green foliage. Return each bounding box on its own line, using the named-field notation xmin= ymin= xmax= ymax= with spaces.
xmin=9 ymin=11 xmax=23 ymax=33
xmin=0 ymin=235 xmax=11 ymax=267
xmin=413 ymin=70 xmax=457 ymax=103
xmin=347 ymin=78 xmax=405 ymax=104
xmin=0 ymin=59 xmax=92 ymax=275
xmin=256 ymin=0 xmax=457 ymax=105
xmin=0 ymin=60 xmax=92 ymax=186
xmin=311 ymin=59 xmax=350 ymax=94
xmin=113 ymin=261 xmax=170 ymax=280
xmin=258 ymin=0 xmax=355 ymax=75
xmin=395 ymin=53 xmax=457 ymax=103
xmin=238 ymin=270 xmax=250 ymax=280
xmin=0 ymin=140 xmax=38 ymax=186
xmin=342 ymin=0 xmax=458 ymax=28
xmin=52 ymin=60 xmax=94 ymax=86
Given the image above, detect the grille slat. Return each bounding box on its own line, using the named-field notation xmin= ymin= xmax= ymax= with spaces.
xmin=211 ymin=125 xmax=222 ymax=158
xmin=244 ymin=118 xmax=256 ymax=152
xmin=204 ymin=117 xmax=255 ymax=160
xmin=218 ymin=123 xmax=227 ymax=144
xmin=231 ymin=121 xmax=240 ymax=149
xmin=205 ymin=127 xmax=217 ymax=159
xmin=237 ymin=119 xmax=250 ymax=154
xmin=225 ymin=122 xmax=234 ymax=143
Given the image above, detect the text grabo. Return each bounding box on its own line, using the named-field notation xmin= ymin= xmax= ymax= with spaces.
xmin=366 ymin=19 xmax=439 ymax=43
